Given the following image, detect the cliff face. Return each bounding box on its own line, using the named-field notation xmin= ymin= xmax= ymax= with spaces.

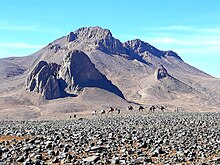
xmin=25 ymin=50 xmax=124 ymax=99
xmin=25 ymin=61 xmax=61 ymax=100
xmin=58 ymin=50 xmax=104 ymax=94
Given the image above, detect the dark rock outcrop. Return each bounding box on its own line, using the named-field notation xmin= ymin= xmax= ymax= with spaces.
xmin=58 ymin=50 xmax=124 ymax=98
xmin=25 ymin=50 xmax=124 ymax=99
xmin=153 ymin=65 xmax=194 ymax=94
xmin=42 ymin=75 xmax=60 ymax=100
xmin=25 ymin=61 xmax=61 ymax=100
xmin=58 ymin=50 xmax=105 ymax=94
xmin=6 ymin=66 xmax=26 ymax=78
xmin=67 ymin=32 xmax=77 ymax=42
xmin=48 ymin=44 xmax=61 ymax=53
xmin=154 ymin=65 xmax=169 ymax=80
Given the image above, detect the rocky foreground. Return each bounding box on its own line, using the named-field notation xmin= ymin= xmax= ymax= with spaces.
xmin=0 ymin=112 xmax=220 ymax=164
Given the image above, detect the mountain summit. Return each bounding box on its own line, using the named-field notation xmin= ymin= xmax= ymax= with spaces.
xmin=67 ymin=26 xmax=126 ymax=55
xmin=0 ymin=26 xmax=219 ymax=119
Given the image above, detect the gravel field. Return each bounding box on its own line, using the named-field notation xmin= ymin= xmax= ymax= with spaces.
xmin=0 ymin=112 xmax=220 ymax=164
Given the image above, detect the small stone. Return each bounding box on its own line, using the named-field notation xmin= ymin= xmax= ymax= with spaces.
xmin=35 ymin=154 xmax=42 ymax=160
xmin=83 ymin=155 xmax=99 ymax=163
xmin=34 ymin=159 xmax=43 ymax=165
xmin=62 ymin=147 xmax=69 ymax=153
xmin=22 ymin=147 xmax=31 ymax=152
xmin=45 ymin=141 xmax=53 ymax=149
xmin=112 ymin=157 xmax=120 ymax=164
xmin=35 ymin=140 xmax=41 ymax=144
xmin=16 ymin=156 xmax=25 ymax=162
xmin=119 ymin=159 xmax=126 ymax=164
xmin=52 ymin=157 xmax=59 ymax=163
xmin=151 ymin=152 xmax=158 ymax=157
xmin=137 ymin=157 xmax=144 ymax=161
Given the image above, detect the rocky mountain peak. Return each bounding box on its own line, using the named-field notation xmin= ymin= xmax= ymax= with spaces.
xmin=66 ymin=26 xmax=113 ymax=44
xmin=124 ymin=39 xmax=149 ymax=51
xmin=124 ymin=39 xmax=183 ymax=61
xmin=124 ymin=39 xmax=163 ymax=57
xmin=163 ymin=50 xmax=182 ymax=60
xmin=65 ymin=27 xmax=183 ymax=61
xmin=73 ymin=26 xmax=113 ymax=40
xmin=67 ymin=26 xmax=126 ymax=55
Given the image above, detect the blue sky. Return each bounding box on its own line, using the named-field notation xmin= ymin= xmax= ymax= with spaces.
xmin=0 ymin=0 xmax=220 ymax=77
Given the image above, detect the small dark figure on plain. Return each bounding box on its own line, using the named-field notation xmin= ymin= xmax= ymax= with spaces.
xmin=160 ymin=106 xmax=165 ymax=112
xmin=149 ymin=105 xmax=156 ymax=112
xmin=73 ymin=114 xmax=77 ymax=118
xmin=138 ymin=105 xmax=145 ymax=112
xmin=108 ymin=107 xmax=114 ymax=114
xmin=116 ymin=108 xmax=121 ymax=114
xmin=92 ymin=110 xmax=97 ymax=116
xmin=175 ymin=107 xmax=179 ymax=112
xmin=127 ymin=105 xmax=134 ymax=111
xmin=100 ymin=109 xmax=106 ymax=115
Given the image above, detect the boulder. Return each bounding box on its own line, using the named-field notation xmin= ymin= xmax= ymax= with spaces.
xmin=25 ymin=61 xmax=61 ymax=100
xmin=154 ymin=65 xmax=169 ymax=80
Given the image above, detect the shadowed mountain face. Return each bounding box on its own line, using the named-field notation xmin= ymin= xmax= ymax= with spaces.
xmin=26 ymin=50 xmax=124 ymax=99
xmin=58 ymin=50 xmax=124 ymax=98
xmin=0 ymin=26 xmax=219 ymax=119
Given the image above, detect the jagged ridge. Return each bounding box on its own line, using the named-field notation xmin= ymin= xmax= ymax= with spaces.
xmin=66 ymin=26 xmax=182 ymax=61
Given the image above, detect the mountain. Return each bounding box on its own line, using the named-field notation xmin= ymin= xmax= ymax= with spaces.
xmin=0 ymin=26 xmax=219 ymax=119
